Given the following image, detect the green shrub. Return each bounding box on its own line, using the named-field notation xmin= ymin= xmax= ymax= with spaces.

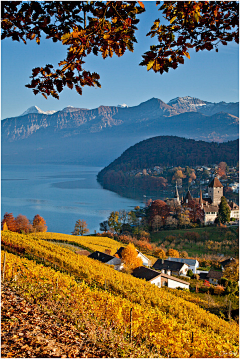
xmin=187 ymin=269 xmax=193 ymax=278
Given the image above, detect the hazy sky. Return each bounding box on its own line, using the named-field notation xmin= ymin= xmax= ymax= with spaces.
xmin=1 ymin=1 xmax=239 ymax=119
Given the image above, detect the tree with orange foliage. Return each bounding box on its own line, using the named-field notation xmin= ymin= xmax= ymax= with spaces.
xmin=217 ymin=162 xmax=228 ymax=178
xmin=147 ymin=200 xmax=170 ymax=227
xmin=15 ymin=214 xmax=33 ymax=234
xmin=189 ymin=171 xmax=196 ymax=183
xmin=154 ymin=248 xmax=166 ymax=259
xmin=121 ymin=243 xmax=143 ymax=273
xmin=172 ymin=169 xmax=186 ymax=183
xmin=138 ymin=240 xmax=152 ymax=252
xmin=188 ymin=200 xmax=204 ymax=223
xmin=214 ymin=285 xmax=225 ymax=295
xmin=33 ymin=214 xmax=47 ymax=232
xmin=3 ymin=2 xmax=238 ymax=99
xmin=166 ymin=248 xmax=179 ymax=258
xmin=72 ymin=219 xmax=89 ymax=236
xmin=1 ymin=213 xmax=18 ymax=232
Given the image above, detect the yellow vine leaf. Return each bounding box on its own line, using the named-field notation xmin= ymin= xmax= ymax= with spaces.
xmin=147 ymin=59 xmax=155 ymax=71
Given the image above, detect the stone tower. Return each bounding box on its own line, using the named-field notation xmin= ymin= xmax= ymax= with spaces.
xmin=208 ymin=177 xmax=224 ymax=205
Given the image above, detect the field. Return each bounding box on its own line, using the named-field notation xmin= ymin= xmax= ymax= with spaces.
xmin=151 ymin=226 xmax=239 ymax=257
xmin=1 ymin=230 xmax=239 ymax=358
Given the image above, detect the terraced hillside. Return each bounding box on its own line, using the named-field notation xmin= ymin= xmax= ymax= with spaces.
xmin=1 ymin=231 xmax=239 ymax=358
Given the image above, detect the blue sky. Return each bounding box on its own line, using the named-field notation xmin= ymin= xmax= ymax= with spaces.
xmin=1 ymin=1 xmax=239 ymax=120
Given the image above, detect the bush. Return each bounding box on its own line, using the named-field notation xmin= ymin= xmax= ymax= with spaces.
xmin=193 ymin=274 xmax=200 ymax=280
xmin=187 ymin=269 xmax=193 ymax=278
xmin=214 ymin=285 xmax=225 ymax=295
xmin=220 ymin=277 xmax=228 ymax=287
xmin=199 ymin=286 xmax=210 ymax=293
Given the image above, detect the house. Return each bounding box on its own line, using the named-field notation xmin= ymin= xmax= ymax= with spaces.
xmin=88 ymin=251 xmax=123 ymax=270
xmin=115 ymin=246 xmax=151 ymax=267
xmin=220 ymin=257 xmax=236 ymax=271
xmin=199 ymin=272 xmax=209 ymax=280
xmin=203 ymin=203 xmax=219 ymax=225
xmin=228 ymin=202 xmax=239 ymax=220
xmin=168 ymin=257 xmax=199 ymax=274
xmin=152 ymin=259 xmax=189 ymax=276
xmin=161 ymin=273 xmax=190 ymax=289
xmin=131 ymin=266 xmax=162 ymax=287
xmin=131 ymin=266 xmax=189 ymax=289
xmin=207 ymin=269 xmax=224 ymax=285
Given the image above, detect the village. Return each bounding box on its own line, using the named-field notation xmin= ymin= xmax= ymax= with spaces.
xmin=89 ymin=174 xmax=239 ymax=322
xmin=128 ymin=163 xmax=239 ymax=196
xmin=87 ymin=244 xmax=237 ymax=294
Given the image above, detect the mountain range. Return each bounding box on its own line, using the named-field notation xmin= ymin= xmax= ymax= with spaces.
xmin=2 ymin=96 xmax=239 ymax=166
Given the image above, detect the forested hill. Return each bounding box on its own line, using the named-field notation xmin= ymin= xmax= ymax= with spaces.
xmin=98 ymin=136 xmax=239 ymax=177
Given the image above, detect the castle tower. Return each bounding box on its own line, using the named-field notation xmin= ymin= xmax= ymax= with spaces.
xmin=208 ymin=177 xmax=223 ymax=205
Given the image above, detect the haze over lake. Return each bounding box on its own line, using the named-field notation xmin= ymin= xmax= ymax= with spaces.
xmin=1 ymin=164 xmax=144 ymax=234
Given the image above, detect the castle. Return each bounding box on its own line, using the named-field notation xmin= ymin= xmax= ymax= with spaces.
xmin=174 ymin=177 xmax=239 ymax=225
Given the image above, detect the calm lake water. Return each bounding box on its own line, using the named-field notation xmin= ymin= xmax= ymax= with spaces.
xmin=1 ymin=164 xmax=144 ymax=234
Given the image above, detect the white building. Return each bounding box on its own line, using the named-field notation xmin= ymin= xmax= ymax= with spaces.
xmin=131 ymin=266 xmax=189 ymax=290
xmin=168 ymin=257 xmax=199 ymax=274
xmin=88 ymin=251 xmax=123 ymax=270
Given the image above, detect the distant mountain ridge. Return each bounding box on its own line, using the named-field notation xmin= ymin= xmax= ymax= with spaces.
xmin=2 ymin=96 xmax=239 ymax=166
xmin=12 ymin=96 xmax=238 ymax=119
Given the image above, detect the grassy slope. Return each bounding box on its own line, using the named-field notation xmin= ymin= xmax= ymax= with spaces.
xmin=151 ymin=226 xmax=239 ymax=257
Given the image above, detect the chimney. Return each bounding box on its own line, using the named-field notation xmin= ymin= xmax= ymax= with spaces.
xmin=162 ymin=259 xmax=164 ymax=264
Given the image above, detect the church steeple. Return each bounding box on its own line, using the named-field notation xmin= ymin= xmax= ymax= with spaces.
xmin=199 ymin=189 xmax=203 ymax=208
xmin=174 ymin=182 xmax=180 ymax=204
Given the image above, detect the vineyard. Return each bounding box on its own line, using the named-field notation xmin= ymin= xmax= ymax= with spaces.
xmin=1 ymin=230 xmax=239 ymax=358
xmin=34 ymin=232 xmax=123 ymax=255
xmin=32 ymin=231 xmax=158 ymax=264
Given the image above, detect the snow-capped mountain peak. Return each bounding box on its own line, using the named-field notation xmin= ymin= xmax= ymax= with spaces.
xmin=117 ymin=103 xmax=128 ymax=108
xmin=167 ymin=96 xmax=206 ymax=106
xmin=20 ymin=106 xmax=57 ymax=116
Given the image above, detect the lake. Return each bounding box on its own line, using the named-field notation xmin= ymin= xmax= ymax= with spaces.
xmin=1 ymin=164 xmax=144 ymax=234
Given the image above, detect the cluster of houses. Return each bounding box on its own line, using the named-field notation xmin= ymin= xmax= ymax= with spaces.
xmin=87 ymin=246 xmax=236 ymax=291
xmin=174 ymin=177 xmax=239 ymax=225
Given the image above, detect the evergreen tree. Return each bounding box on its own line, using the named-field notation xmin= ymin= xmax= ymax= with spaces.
xmin=217 ymin=196 xmax=231 ymax=224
